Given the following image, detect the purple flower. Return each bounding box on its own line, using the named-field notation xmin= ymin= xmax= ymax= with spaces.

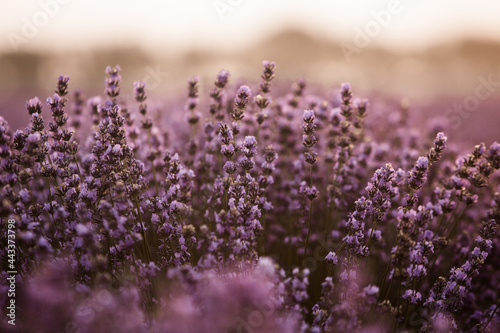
xmin=2 ymin=64 xmax=499 ymax=333
xmin=26 ymin=97 xmax=43 ymax=115
xmin=133 ymin=80 xmax=147 ymax=102
xmin=402 ymin=289 xmax=422 ymax=304
xmin=408 ymin=156 xmax=429 ymax=190
xmin=325 ymin=251 xmax=339 ymax=265
xmin=303 ymin=109 xmax=315 ymax=123
xmin=233 ymin=85 xmax=252 ymax=115
xmin=215 ymin=69 xmax=230 ymax=88
xmin=487 ymin=141 xmax=500 ymax=169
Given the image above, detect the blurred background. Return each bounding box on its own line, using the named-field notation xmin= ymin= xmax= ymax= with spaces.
xmin=1 ymin=0 xmax=499 ymax=144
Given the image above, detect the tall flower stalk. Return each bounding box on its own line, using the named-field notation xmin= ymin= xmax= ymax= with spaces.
xmin=302 ymin=109 xmax=318 ymax=256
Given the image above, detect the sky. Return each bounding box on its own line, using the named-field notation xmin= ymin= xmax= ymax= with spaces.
xmin=1 ymin=0 xmax=500 ymax=54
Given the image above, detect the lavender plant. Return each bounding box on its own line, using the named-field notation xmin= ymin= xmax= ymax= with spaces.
xmin=1 ymin=62 xmax=499 ymax=333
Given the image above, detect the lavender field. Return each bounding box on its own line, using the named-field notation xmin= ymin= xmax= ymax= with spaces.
xmin=0 ymin=60 xmax=499 ymax=333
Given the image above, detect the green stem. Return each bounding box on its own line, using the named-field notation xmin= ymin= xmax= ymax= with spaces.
xmin=244 ymin=170 xmax=248 ymax=195
xmin=309 ymin=163 xmax=313 ymax=187
xmin=325 ymin=163 xmax=331 ymax=231
xmin=304 ymin=154 xmax=314 ymax=257
xmin=73 ymin=155 xmax=82 ymax=179
xmin=371 ymin=233 xmax=399 ymax=317
xmin=304 ymin=200 xmax=313 ymax=257
xmin=366 ymin=219 xmax=379 ymax=249
xmin=324 ymin=157 xmax=344 ymax=235
xmin=434 ymin=214 xmax=446 ymax=236
xmin=403 ymin=281 xmax=417 ymax=329
xmin=148 ymin=130 xmax=159 ymax=197
xmin=134 ymin=196 xmax=153 ymax=262
xmin=483 ymin=300 xmax=500 ymax=331
xmin=404 ymin=189 xmax=415 ymax=212
xmin=445 ymin=204 xmax=467 ymax=239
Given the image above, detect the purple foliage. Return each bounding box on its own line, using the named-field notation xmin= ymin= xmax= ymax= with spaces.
xmin=0 ymin=62 xmax=499 ymax=332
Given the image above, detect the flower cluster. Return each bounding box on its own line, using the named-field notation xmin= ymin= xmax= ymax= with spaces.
xmin=0 ymin=62 xmax=499 ymax=333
